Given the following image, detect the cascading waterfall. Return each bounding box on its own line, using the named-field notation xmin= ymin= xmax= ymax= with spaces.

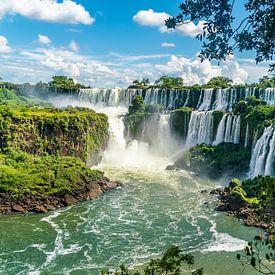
xmin=198 ymin=89 xmax=214 ymax=110
xmin=212 ymin=114 xmax=241 ymax=145
xmin=53 ymin=88 xmax=274 ymax=179
xmin=157 ymin=114 xmax=175 ymax=156
xmin=186 ymin=111 xmax=214 ymax=148
xmin=244 ymin=124 xmax=250 ymax=148
xmin=249 ymin=126 xmax=275 ymax=178
xmin=78 ymin=87 xmax=275 ymax=111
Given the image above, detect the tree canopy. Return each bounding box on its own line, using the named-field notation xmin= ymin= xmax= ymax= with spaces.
xmin=49 ymin=76 xmax=86 ymax=91
xmin=155 ymin=76 xmax=184 ymax=89
xmin=166 ymin=0 xmax=275 ymax=71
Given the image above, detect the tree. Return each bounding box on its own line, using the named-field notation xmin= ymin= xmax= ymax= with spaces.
xmin=48 ymin=76 xmax=86 ymax=91
xmin=259 ymin=76 xmax=275 ymax=88
xmin=128 ymin=96 xmax=145 ymax=114
xmin=155 ymin=76 xmax=184 ymax=89
xmin=204 ymin=76 xmax=233 ymax=88
xmin=237 ymin=234 xmax=275 ymax=275
xmin=166 ymin=0 xmax=275 ymax=71
xmin=100 ymin=245 xmax=203 ymax=275
xmin=128 ymin=79 xmax=151 ymax=89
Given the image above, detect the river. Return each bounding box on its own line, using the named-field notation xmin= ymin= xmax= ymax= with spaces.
xmin=0 ymin=99 xmax=262 ymax=275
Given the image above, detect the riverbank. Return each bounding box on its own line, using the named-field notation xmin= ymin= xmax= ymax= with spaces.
xmin=211 ymin=186 xmax=275 ymax=232
xmin=0 ymin=176 xmax=120 ymax=215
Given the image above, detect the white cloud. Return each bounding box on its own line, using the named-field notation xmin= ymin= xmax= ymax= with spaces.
xmin=0 ymin=35 xmax=12 ymax=53
xmin=69 ymin=40 xmax=79 ymax=52
xmin=0 ymin=0 xmax=94 ymax=25
xmin=18 ymin=47 xmax=113 ymax=81
xmin=0 ymin=42 xmax=267 ymax=88
xmin=133 ymin=9 xmax=205 ymax=38
xmin=174 ymin=20 xmax=207 ymax=38
xmin=133 ymin=9 xmax=169 ymax=27
xmin=38 ymin=34 xmax=51 ymax=45
xmin=155 ymin=55 xmax=248 ymax=85
xmin=161 ymin=42 xmax=176 ymax=48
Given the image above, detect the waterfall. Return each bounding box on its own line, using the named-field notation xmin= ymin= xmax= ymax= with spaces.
xmin=249 ymin=126 xmax=275 ymax=178
xmin=260 ymin=87 xmax=275 ymax=105
xmin=77 ymin=87 xmax=275 ymax=111
xmin=212 ymin=114 xmax=241 ymax=145
xmin=244 ymin=124 xmax=249 ymax=148
xmin=186 ymin=111 xmax=214 ymax=148
xmin=157 ymin=114 xmax=175 ymax=156
xmin=233 ymin=116 xmax=241 ymax=144
xmin=198 ymin=89 xmax=214 ymax=110
xmin=213 ymin=114 xmax=227 ymax=145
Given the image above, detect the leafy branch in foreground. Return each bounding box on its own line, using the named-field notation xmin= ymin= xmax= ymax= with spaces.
xmin=166 ymin=0 xmax=274 ymax=71
xmin=237 ymin=234 xmax=275 ymax=274
xmin=101 ymin=245 xmax=203 ymax=275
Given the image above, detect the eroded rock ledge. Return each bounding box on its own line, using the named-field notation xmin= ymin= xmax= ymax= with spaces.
xmin=0 ymin=177 xmax=121 ymax=215
xmin=211 ymin=188 xmax=275 ymax=232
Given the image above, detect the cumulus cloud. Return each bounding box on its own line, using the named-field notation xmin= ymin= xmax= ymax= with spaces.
xmin=0 ymin=35 xmax=12 ymax=53
xmin=133 ymin=9 xmax=205 ymax=38
xmin=155 ymin=55 xmax=248 ymax=85
xmin=133 ymin=9 xmax=169 ymax=27
xmin=18 ymin=47 xmax=113 ymax=82
xmin=69 ymin=40 xmax=79 ymax=52
xmin=38 ymin=34 xmax=51 ymax=45
xmin=161 ymin=42 xmax=176 ymax=48
xmin=0 ymin=0 xmax=94 ymax=25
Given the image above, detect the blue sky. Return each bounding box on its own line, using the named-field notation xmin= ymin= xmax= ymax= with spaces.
xmin=0 ymin=0 xmax=271 ymax=87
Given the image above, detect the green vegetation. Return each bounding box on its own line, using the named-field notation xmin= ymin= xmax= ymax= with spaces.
xmin=0 ymin=88 xmax=109 ymax=202
xmin=128 ymin=78 xmax=151 ymax=89
xmin=101 ymin=245 xmax=203 ymax=275
xmin=258 ymin=76 xmax=275 ymax=88
xmin=125 ymin=96 xmax=163 ymax=141
xmin=166 ymin=0 xmax=275 ymax=71
xmin=0 ymin=103 xmax=108 ymax=162
xmin=237 ymin=234 xmax=275 ymax=275
xmin=233 ymin=96 xmax=275 ymax=144
xmin=49 ymin=75 xmax=86 ymax=91
xmin=0 ymin=149 xmax=103 ymax=199
xmin=170 ymin=107 xmax=193 ymax=140
xmin=203 ymin=77 xmax=233 ymax=89
xmin=240 ymin=176 xmax=275 ymax=208
xmin=155 ymin=76 xmax=185 ymax=89
xmin=174 ymin=143 xmax=251 ymax=179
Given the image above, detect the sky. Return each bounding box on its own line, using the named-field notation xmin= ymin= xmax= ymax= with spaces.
xmin=0 ymin=0 xmax=272 ymax=88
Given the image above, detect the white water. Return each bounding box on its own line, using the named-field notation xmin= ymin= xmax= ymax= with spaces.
xmin=78 ymin=87 xmax=275 ymax=111
xmin=213 ymin=114 xmax=241 ymax=145
xmin=249 ymin=125 xmax=275 ymax=178
xmin=186 ymin=111 xmax=214 ymax=148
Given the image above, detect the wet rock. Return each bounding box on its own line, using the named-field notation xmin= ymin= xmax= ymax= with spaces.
xmin=210 ymin=188 xmax=224 ymax=195
xmin=216 ymin=203 xmax=227 ymax=211
xmin=166 ymin=165 xmax=175 ymax=171
xmin=12 ymin=204 xmax=25 ymax=213
xmin=227 ymin=196 xmax=247 ymax=211
xmin=64 ymin=194 xmax=78 ymax=206
xmin=200 ymin=190 xmax=208 ymax=194
xmin=34 ymin=205 xmax=48 ymax=213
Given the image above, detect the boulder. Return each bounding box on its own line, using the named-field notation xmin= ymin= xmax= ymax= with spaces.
xmin=12 ymin=204 xmax=25 ymax=213
xmin=64 ymin=194 xmax=78 ymax=206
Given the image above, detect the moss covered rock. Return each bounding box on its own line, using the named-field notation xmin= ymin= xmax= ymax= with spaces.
xmin=173 ymin=143 xmax=251 ymax=179
xmin=0 ymin=105 xmax=109 ymax=164
xmin=170 ymin=107 xmax=192 ymax=140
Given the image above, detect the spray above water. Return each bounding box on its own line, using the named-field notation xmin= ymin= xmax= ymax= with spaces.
xmin=102 ymin=112 xmax=179 ymax=170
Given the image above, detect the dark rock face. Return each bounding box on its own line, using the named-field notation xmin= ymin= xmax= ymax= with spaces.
xmin=166 ymin=165 xmax=176 ymax=171
xmin=0 ymin=178 xmax=121 ymax=215
xmin=211 ymin=188 xmax=275 ymax=232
